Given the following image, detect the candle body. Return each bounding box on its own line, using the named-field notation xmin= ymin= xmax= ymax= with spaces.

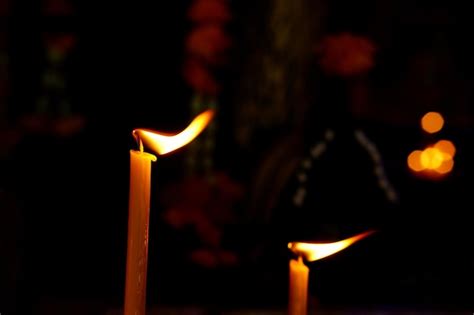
xmin=124 ymin=150 xmax=156 ymax=315
xmin=289 ymin=258 xmax=309 ymax=315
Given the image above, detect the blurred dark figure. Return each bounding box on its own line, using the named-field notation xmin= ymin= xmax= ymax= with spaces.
xmin=265 ymin=33 xmax=397 ymax=241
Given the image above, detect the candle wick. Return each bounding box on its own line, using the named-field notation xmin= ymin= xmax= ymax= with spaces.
xmin=298 ymin=255 xmax=303 ymax=264
xmin=132 ymin=130 xmax=144 ymax=152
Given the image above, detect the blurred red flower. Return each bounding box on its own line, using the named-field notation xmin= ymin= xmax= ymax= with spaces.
xmin=43 ymin=0 xmax=74 ymax=16
xmin=186 ymin=24 xmax=232 ymax=65
xmin=317 ymin=33 xmax=377 ymax=77
xmin=161 ymin=171 xmax=244 ymax=261
xmin=188 ymin=0 xmax=232 ymax=23
xmin=44 ymin=34 xmax=76 ymax=54
xmin=183 ymin=58 xmax=220 ymax=95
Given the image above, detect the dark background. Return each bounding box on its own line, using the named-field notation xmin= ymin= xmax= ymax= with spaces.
xmin=1 ymin=0 xmax=473 ymax=314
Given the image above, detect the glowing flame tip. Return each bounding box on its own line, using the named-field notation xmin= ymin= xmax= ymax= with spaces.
xmin=289 ymin=230 xmax=375 ymax=262
xmin=132 ymin=109 xmax=214 ymax=155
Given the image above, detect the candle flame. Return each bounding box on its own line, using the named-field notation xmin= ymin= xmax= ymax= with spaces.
xmin=288 ymin=230 xmax=375 ymax=262
xmin=133 ymin=110 xmax=214 ymax=155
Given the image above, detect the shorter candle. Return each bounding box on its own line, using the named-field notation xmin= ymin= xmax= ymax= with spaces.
xmin=289 ymin=256 xmax=309 ymax=315
xmin=288 ymin=230 xmax=374 ymax=315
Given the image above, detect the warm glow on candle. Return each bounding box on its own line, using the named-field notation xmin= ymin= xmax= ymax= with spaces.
xmin=288 ymin=257 xmax=309 ymax=315
xmin=133 ymin=109 xmax=214 ymax=155
xmin=125 ymin=150 xmax=156 ymax=315
xmin=288 ymin=230 xmax=375 ymax=262
xmin=124 ymin=110 xmax=214 ymax=315
xmin=288 ymin=230 xmax=374 ymax=315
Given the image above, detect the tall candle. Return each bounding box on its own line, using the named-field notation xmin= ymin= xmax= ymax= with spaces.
xmin=289 ymin=256 xmax=309 ymax=315
xmin=288 ymin=230 xmax=374 ymax=315
xmin=124 ymin=110 xmax=214 ymax=315
xmin=124 ymin=150 xmax=156 ymax=315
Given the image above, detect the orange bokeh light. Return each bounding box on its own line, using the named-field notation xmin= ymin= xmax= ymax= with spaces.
xmin=133 ymin=110 xmax=214 ymax=155
xmin=407 ymin=150 xmax=424 ymax=172
xmin=434 ymin=158 xmax=454 ymax=174
xmin=409 ymin=114 xmax=455 ymax=176
xmin=420 ymin=147 xmax=445 ymax=169
xmin=408 ymin=141 xmax=455 ymax=175
xmin=288 ymin=230 xmax=374 ymax=262
xmin=434 ymin=140 xmax=456 ymax=157
xmin=421 ymin=112 xmax=444 ymax=133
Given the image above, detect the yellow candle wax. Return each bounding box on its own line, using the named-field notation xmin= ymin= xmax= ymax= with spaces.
xmin=289 ymin=256 xmax=309 ymax=315
xmin=124 ymin=150 xmax=156 ymax=315
xmin=123 ymin=109 xmax=214 ymax=315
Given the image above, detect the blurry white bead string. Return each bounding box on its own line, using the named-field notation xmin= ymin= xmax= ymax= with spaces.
xmin=292 ymin=128 xmax=398 ymax=208
xmin=293 ymin=129 xmax=334 ymax=207
xmin=354 ymin=129 xmax=399 ymax=203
